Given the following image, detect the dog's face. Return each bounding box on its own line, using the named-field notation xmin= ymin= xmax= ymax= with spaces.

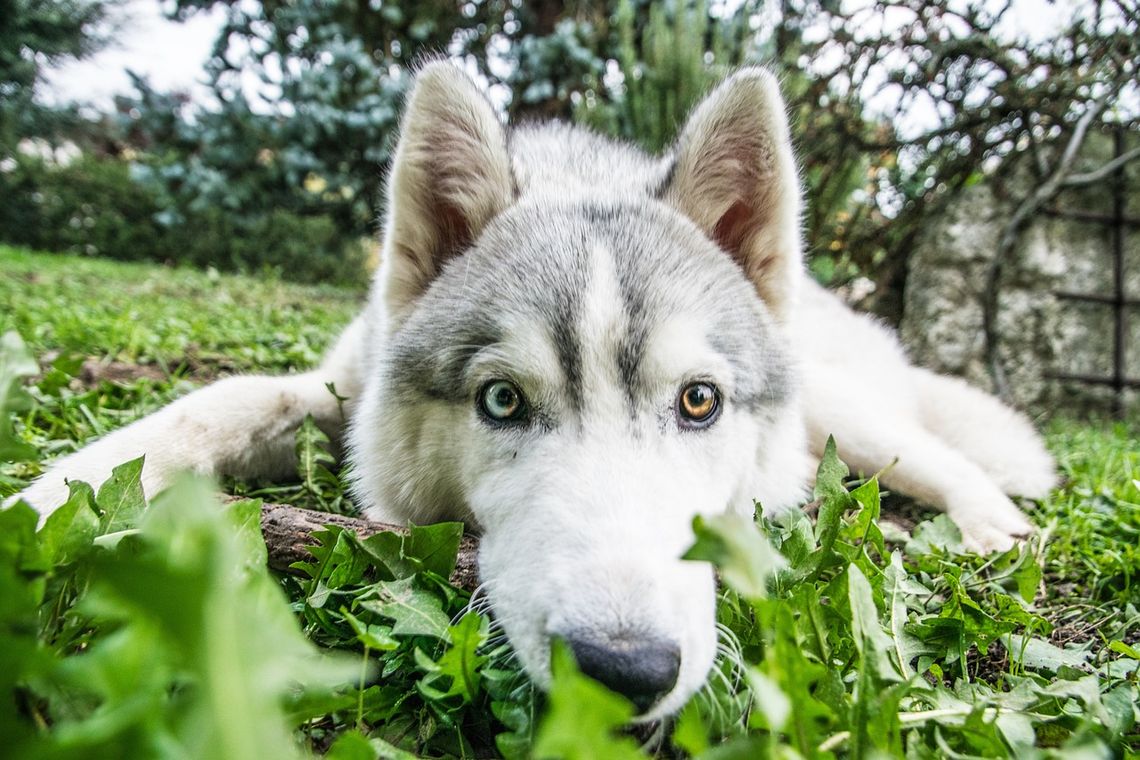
xmin=350 ymin=63 xmax=807 ymax=717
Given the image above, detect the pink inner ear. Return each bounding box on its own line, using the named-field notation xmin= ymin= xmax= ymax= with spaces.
xmin=426 ymin=191 xmax=473 ymax=276
xmin=712 ymin=199 xmax=753 ymax=263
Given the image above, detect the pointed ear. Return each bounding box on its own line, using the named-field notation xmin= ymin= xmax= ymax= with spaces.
xmin=662 ymin=69 xmax=802 ymax=320
xmin=379 ymin=61 xmax=514 ymax=322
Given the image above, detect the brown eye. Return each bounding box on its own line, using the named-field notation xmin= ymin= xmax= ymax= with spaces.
xmin=479 ymin=380 xmax=527 ymax=423
xmin=677 ymin=382 xmax=720 ymax=428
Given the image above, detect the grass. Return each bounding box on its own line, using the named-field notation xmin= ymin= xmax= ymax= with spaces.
xmin=1036 ymin=422 xmax=1139 ymax=640
xmin=1 ymin=245 xmax=1137 ymax=758
xmin=0 ymin=244 xmax=361 ymax=371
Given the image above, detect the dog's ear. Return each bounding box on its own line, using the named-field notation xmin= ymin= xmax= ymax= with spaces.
xmin=379 ymin=60 xmax=514 ymax=322
xmin=662 ymin=68 xmax=802 ymax=320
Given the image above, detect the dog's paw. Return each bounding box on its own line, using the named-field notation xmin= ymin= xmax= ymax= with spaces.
xmin=996 ymin=459 xmax=1059 ymax=501
xmin=949 ymin=495 xmax=1034 ymax=555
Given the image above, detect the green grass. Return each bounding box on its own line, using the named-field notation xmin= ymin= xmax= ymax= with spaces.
xmin=1 ymin=246 xmax=1137 ymax=758
xmin=1038 ymin=422 xmax=1139 ymax=636
xmin=0 ymin=244 xmax=362 ymax=371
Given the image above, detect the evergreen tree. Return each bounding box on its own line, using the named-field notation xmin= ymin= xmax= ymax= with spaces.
xmin=0 ymin=0 xmax=116 ymax=151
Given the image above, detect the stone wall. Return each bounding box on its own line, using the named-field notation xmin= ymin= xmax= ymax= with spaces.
xmin=898 ymin=131 xmax=1139 ymax=416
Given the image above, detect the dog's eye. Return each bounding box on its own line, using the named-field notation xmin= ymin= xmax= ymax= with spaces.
xmin=479 ymin=380 xmax=527 ymax=423
xmin=677 ymin=382 xmax=720 ymax=428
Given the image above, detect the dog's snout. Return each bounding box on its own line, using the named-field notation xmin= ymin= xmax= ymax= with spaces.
xmin=566 ymin=633 xmax=681 ymax=713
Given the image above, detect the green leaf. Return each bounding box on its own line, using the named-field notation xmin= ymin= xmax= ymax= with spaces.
xmin=294 ymin=413 xmax=345 ymax=510
xmin=532 ymin=640 xmax=645 ymax=760
xmin=326 ymin=730 xmax=377 ymax=760
xmin=0 ymin=331 xmax=37 ymax=461
xmin=406 ymin=522 xmax=464 ymax=578
xmin=326 ymin=730 xmax=421 ymax=760
xmin=1011 ymin=547 xmax=1042 ymax=604
xmin=360 ymin=576 xmax=451 ymax=638
xmin=847 ymin=563 xmax=902 ymax=683
xmin=95 ymin=456 xmax=147 ymax=534
xmin=684 ymin=513 xmax=786 ymax=600
xmin=299 ymin=526 xmax=373 ymax=607
xmin=43 ymin=474 xmax=354 ymax=758
xmin=341 ymin=608 xmax=399 ymax=651
xmin=799 ymin=436 xmax=856 ymax=582
xmin=359 ymin=522 xmax=464 ymax=580
xmin=425 ymin=611 xmax=489 ymax=702
xmin=224 ymin=497 xmax=269 ymax=567
xmin=0 ymin=499 xmax=46 ymax=615
xmin=813 ymin=435 xmax=849 ymax=502
xmin=884 ymin=552 xmax=921 ymax=679
xmin=1107 ymin=640 xmax=1140 ymax=659
xmin=906 ymin=515 xmax=964 ymax=555
xmin=745 ymin=669 xmax=790 ymax=732
xmin=0 ymin=500 xmax=49 ymax=748
xmin=848 ymin=476 xmax=885 ymax=556
xmin=672 ymin=701 xmax=710 ymax=756
xmin=36 ymin=479 xmax=99 ymax=566
xmin=1002 ymin=634 xmax=1090 ymax=673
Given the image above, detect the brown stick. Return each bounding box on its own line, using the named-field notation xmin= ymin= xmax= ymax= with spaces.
xmin=258 ymin=501 xmax=480 ymax=591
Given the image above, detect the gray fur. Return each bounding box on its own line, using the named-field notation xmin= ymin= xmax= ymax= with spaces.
xmin=385 ymin=186 xmax=792 ymax=432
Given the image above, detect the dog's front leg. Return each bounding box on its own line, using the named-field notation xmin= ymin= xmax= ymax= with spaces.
xmin=12 ymin=318 xmax=364 ymax=519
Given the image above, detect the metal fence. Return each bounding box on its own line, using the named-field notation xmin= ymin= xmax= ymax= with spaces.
xmin=1044 ymin=128 xmax=1139 ymax=419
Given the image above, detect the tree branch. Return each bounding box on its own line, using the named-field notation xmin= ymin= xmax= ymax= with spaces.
xmin=1063 ymin=145 xmax=1140 ymax=187
xmin=258 ymin=501 xmax=481 ymax=591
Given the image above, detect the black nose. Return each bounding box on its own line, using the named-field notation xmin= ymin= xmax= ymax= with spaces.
xmin=566 ymin=633 xmax=681 ymax=714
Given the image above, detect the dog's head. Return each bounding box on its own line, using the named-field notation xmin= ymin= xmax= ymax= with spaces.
xmin=350 ymin=62 xmax=809 ymax=718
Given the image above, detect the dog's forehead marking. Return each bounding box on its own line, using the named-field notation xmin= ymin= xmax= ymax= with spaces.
xmin=543 ymin=231 xmax=586 ymax=414
xmin=573 ymin=242 xmax=635 ymax=419
xmin=579 ymin=242 xmax=625 ymax=346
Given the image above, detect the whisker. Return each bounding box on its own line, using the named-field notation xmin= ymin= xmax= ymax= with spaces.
xmin=635 ymin=719 xmax=667 ymax=753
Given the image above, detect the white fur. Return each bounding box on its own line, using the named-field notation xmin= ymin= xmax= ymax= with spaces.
xmin=789 ymin=280 xmax=1054 ymax=551
xmin=12 ymin=61 xmax=1055 ymax=718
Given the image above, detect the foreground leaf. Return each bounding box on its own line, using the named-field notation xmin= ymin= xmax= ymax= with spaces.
xmin=685 ymin=513 xmax=786 ymax=600
xmin=532 ymin=641 xmax=644 ymax=760
xmin=0 ymin=331 xmax=37 ymax=460
xmin=14 ymin=474 xmax=355 ymax=759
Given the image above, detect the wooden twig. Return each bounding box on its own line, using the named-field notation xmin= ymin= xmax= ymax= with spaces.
xmin=258 ymin=501 xmax=481 ymax=591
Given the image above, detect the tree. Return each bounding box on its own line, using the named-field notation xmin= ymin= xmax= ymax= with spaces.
xmin=0 ymin=0 xmax=116 ymax=152
xmin=71 ymin=0 xmax=1140 ymax=295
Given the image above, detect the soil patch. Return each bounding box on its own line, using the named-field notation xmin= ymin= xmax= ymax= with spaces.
xmin=38 ymin=351 xmax=231 ymax=388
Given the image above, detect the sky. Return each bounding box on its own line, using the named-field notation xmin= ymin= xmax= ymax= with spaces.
xmin=42 ymin=0 xmax=225 ymax=108
xmin=42 ymin=0 xmax=1086 ymax=114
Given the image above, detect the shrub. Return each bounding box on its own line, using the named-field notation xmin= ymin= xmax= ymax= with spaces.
xmin=0 ymin=153 xmax=165 ymax=258
xmin=0 ymin=155 xmax=366 ymax=285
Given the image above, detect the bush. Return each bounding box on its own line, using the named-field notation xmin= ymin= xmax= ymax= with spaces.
xmin=0 ymin=153 xmax=165 ymax=258
xmin=0 ymin=155 xmax=367 ymax=284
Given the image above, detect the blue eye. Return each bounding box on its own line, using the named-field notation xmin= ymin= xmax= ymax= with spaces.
xmin=479 ymin=380 xmax=527 ymax=422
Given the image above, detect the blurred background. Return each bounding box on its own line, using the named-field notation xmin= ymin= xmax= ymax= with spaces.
xmin=1 ymin=0 xmax=1138 ymax=413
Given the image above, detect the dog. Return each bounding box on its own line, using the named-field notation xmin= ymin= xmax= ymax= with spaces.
xmin=12 ymin=61 xmax=1056 ymax=718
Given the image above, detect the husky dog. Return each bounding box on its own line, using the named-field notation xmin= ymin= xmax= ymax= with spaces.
xmin=13 ymin=62 xmax=1056 ymax=717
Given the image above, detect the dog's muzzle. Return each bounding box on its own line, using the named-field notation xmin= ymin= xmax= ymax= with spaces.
xmin=564 ymin=631 xmax=681 ymax=713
